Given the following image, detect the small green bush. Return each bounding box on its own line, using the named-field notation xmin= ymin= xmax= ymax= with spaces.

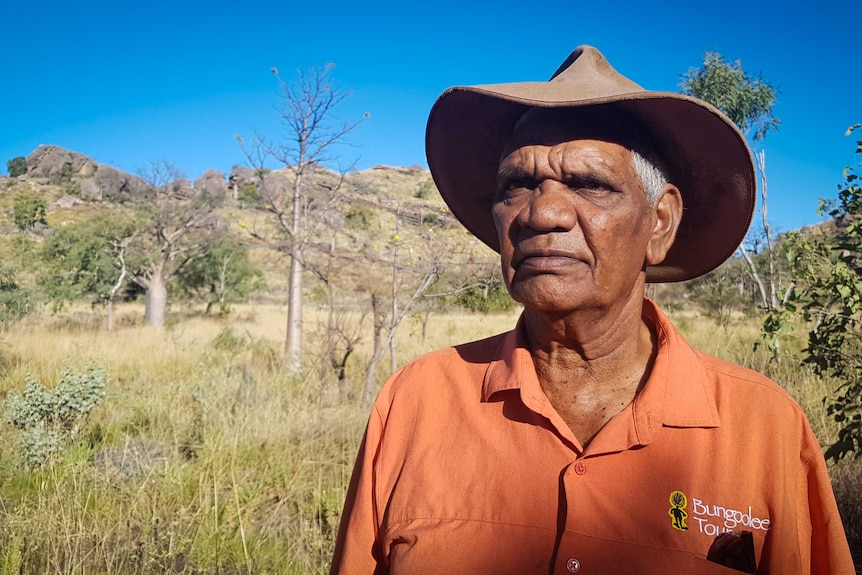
xmin=452 ymin=284 xmax=515 ymax=314
xmin=3 ymin=367 xmax=107 ymax=467
xmin=414 ymin=180 xmax=435 ymax=199
xmin=12 ymin=194 xmax=47 ymax=232
xmin=0 ymin=260 xmax=33 ymax=325
xmin=344 ymin=206 xmax=375 ymax=230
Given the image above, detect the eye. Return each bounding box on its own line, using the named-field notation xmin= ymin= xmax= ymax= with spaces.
xmin=495 ymin=177 xmax=535 ymax=203
xmin=566 ymin=176 xmax=620 ymax=198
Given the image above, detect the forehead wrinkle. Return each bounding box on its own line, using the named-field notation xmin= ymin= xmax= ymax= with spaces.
xmin=552 ymin=140 xmax=633 ymax=186
xmin=498 ymin=145 xmax=543 ymax=180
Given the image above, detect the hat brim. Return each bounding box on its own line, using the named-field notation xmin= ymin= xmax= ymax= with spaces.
xmin=425 ymin=85 xmax=755 ymax=283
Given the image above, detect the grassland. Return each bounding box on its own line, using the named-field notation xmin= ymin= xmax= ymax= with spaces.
xmin=0 ymin=303 xmax=858 ymax=574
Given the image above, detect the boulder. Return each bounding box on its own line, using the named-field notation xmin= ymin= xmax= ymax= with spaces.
xmin=79 ymin=179 xmax=102 ymax=200
xmin=194 ymin=168 xmax=227 ymax=196
xmin=92 ymin=165 xmax=147 ymax=199
xmin=26 ymin=145 xmax=96 ymax=181
xmin=51 ymin=195 xmax=82 ymax=209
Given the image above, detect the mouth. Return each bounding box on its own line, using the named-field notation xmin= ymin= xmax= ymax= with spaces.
xmin=513 ymin=249 xmax=586 ymax=272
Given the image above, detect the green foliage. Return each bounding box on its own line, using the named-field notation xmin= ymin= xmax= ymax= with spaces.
xmin=0 ymin=260 xmax=34 ymax=325
xmin=3 ymin=367 xmax=107 ymax=467
xmin=414 ymin=180 xmax=435 ymax=199
xmin=12 ymin=194 xmax=47 ymax=232
xmin=344 ymin=205 xmax=375 ymax=230
xmin=451 ymin=283 xmax=515 ymax=314
xmin=6 ymin=156 xmax=26 ymax=178
xmin=237 ymin=182 xmax=258 ymax=204
xmin=681 ymin=52 xmax=779 ymax=142
xmin=686 ymin=263 xmax=746 ymax=326
xmin=176 ymin=233 xmax=264 ymax=314
xmin=761 ymin=125 xmax=862 ymax=461
xmin=38 ymin=218 xmax=136 ymax=310
xmin=212 ymin=325 xmax=249 ymax=355
xmin=422 ymin=212 xmax=443 ymax=227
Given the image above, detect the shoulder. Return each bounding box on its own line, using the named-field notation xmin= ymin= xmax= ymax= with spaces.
xmin=695 ymin=350 xmax=801 ymax=410
xmin=693 ymin=349 xmax=823 ymax=460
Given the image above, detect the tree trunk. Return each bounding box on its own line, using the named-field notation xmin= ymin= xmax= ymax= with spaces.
xmin=106 ymin=299 xmax=115 ymax=331
xmin=738 ymin=245 xmax=770 ymax=310
xmin=144 ymin=270 xmax=168 ymax=327
xmin=284 ymin=170 xmax=304 ymax=370
xmin=756 ymin=150 xmax=779 ymax=310
xmin=285 ymin=252 xmax=303 ymax=369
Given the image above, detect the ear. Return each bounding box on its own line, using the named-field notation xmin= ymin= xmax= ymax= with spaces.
xmin=645 ymin=184 xmax=683 ymax=266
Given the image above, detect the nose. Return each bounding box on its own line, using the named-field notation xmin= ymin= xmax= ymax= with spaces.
xmin=516 ymin=180 xmax=578 ymax=232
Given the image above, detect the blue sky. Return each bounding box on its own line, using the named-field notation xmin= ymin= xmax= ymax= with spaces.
xmin=2 ymin=0 xmax=859 ymax=233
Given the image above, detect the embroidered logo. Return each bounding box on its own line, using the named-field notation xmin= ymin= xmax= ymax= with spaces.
xmin=668 ymin=490 xmax=689 ymax=531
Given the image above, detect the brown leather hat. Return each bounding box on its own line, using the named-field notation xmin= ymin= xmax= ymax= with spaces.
xmin=425 ymin=45 xmax=755 ymax=282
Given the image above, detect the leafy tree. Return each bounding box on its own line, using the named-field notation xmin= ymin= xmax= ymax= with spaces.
xmin=762 ymin=125 xmax=862 ymax=461
xmin=39 ymin=218 xmax=137 ymax=329
xmin=175 ymin=233 xmax=264 ymax=315
xmin=0 ymin=260 xmax=34 ymax=326
xmin=681 ymin=52 xmax=779 ymax=141
xmin=681 ymin=52 xmax=784 ymax=310
xmin=6 ymin=156 xmax=26 ymax=178
xmin=13 ymin=194 xmax=47 ymax=232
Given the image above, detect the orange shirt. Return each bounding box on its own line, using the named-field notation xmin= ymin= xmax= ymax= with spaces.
xmin=331 ymin=300 xmax=854 ymax=574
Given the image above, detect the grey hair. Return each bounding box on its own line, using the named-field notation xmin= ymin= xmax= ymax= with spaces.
xmin=631 ymin=150 xmax=668 ymax=206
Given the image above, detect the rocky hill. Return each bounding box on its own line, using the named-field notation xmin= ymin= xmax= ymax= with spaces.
xmin=0 ymin=145 xmax=500 ymax=306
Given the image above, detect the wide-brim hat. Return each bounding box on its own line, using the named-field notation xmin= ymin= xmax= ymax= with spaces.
xmin=425 ymin=45 xmax=755 ymax=282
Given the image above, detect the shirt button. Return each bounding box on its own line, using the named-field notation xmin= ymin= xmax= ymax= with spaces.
xmin=574 ymin=462 xmax=587 ymax=475
xmin=566 ymin=558 xmax=581 ymax=572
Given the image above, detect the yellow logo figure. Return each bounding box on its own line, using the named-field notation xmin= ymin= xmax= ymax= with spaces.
xmin=668 ymin=491 xmax=689 ymax=531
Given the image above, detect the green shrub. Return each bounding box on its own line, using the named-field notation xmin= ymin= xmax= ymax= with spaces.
xmin=12 ymin=194 xmax=47 ymax=232
xmin=414 ymin=180 xmax=435 ymax=199
xmin=452 ymin=284 xmax=515 ymax=314
xmin=0 ymin=260 xmax=33 ymax=325
xmin=3 ymin=367 xmax=107 ymax=467
xmin=344 ymin=206 xmax=375 ymax=230
xmin=212 ymin=325 xmax=248 ymax=355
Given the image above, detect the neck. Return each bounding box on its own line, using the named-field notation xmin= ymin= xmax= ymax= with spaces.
xmin=523 ymin=286 xmax=650 ymax=367
xmin=523 ymin=287 xmax=657 ymax=446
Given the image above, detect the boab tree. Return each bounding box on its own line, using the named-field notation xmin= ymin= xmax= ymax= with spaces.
xmin=131 ymin=161 xmax=226 ymax=327
xmin=237 ymin=64 xmax=366 ymax=368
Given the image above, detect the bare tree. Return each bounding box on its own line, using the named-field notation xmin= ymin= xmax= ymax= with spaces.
xmin=237 ymin=64 xmax=366 ymax=369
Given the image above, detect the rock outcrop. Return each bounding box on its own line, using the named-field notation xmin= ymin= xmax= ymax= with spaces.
xmin=26 ymin=145 xmax=96 ymax=181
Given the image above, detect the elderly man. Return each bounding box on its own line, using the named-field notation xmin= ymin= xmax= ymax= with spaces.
xmin=330 ymin=47 xmax=854 ymax=574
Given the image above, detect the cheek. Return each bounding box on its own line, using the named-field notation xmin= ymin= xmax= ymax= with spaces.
xmin=587 ymin=212 xmax=609 ymax=231
xmin=492 ymin=206 xmax=515 ymax=250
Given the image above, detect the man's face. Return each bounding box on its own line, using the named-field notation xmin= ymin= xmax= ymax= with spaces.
xmin=493 ymin=112 xmax=664 ymax=314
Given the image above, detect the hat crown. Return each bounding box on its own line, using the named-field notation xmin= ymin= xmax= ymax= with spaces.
xmin=548 ymin=45 xmax=643 ymax=97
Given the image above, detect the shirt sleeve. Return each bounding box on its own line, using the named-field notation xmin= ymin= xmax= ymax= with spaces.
xmin=800 ymin=450 xmax=855 ymax=575
xmin=330 ymin=405 xmax=387 ymax=575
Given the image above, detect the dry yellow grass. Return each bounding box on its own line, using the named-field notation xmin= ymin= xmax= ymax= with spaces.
xmin=0 ymin=303 xmax=858 ymax=573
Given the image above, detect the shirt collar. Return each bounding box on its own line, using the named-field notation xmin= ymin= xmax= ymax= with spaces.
xmin=481 ymin=299 xmax=720 ymax=444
